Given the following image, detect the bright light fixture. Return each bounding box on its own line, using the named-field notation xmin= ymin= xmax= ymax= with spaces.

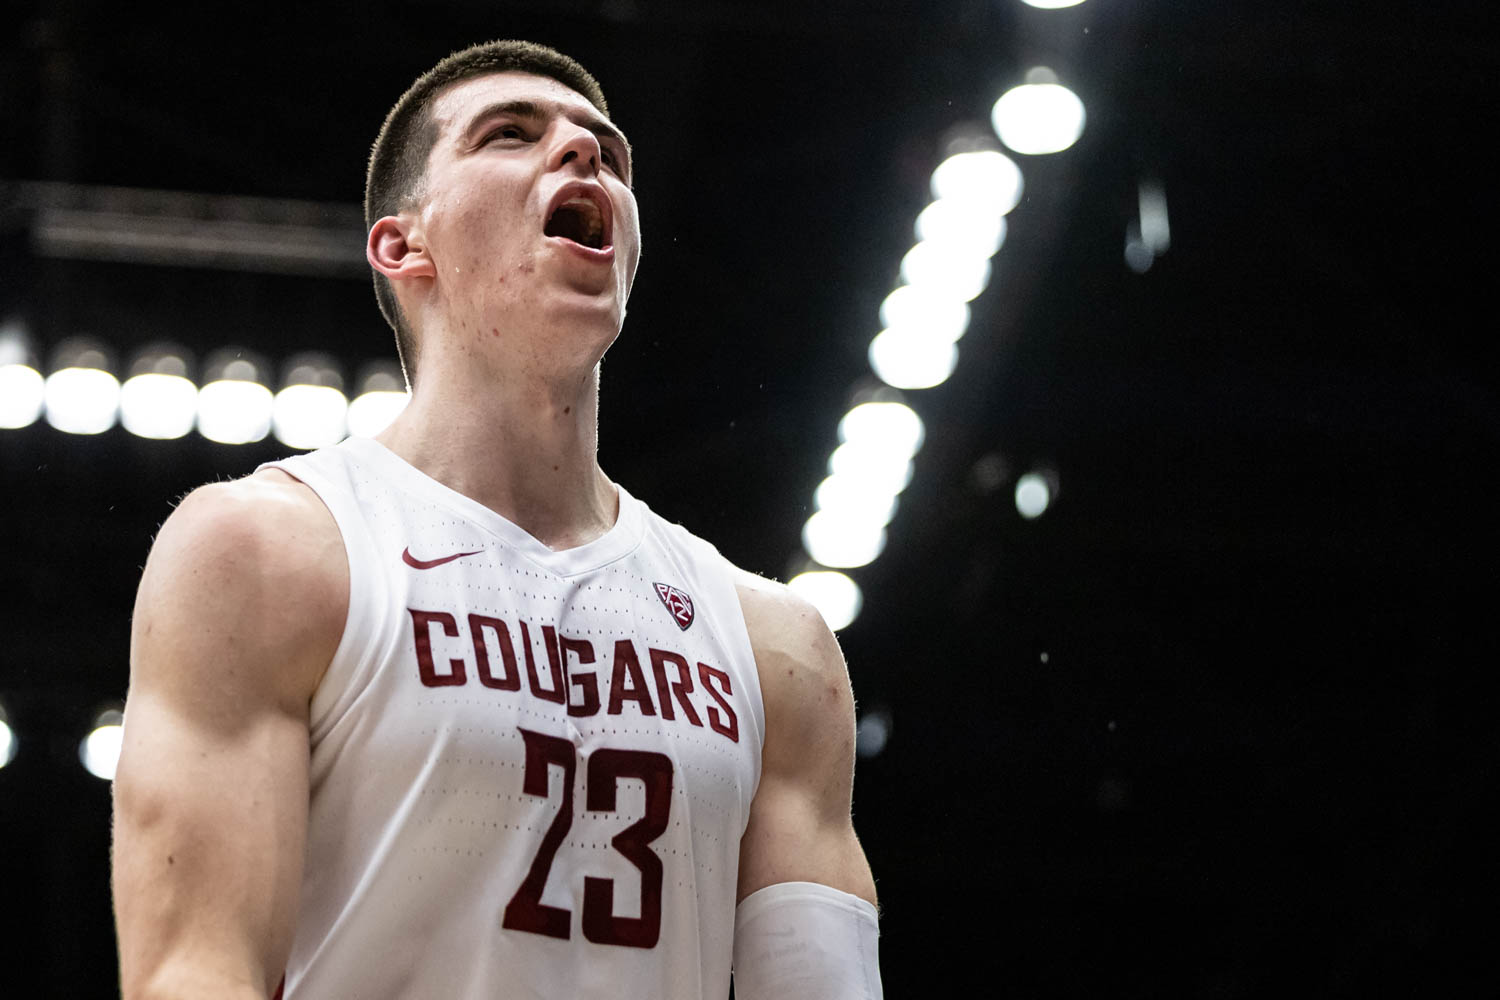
xmin=802 ymin=510 xmax=887 ymax=569
xmin=828 ymin=441 xmax=914 ymax=496
xmin=346 ymin=389 xmax=409 ymax=438
xmin=992 ymin=80 xmax=1087 ymax=155
xmin=788 ymin=570 xmax=863 ymax=631
xmin=120 ymin=373 xmax=198 ymax=440
xmin=44 ymin=367 xmax=120 ymax=435
xmin=80 ymin=710 xmax=124 ymax=781
xmin=273 ymin=384 xmax=348 ymax=449
xmin=198 ymin=379 xmax=274 ymax=444
xmin=878 ymin=285 xmax=970 ymax=344
xmin=1015 ymin=471 xmax=1053 ymax=518
xmin=930 ymin=150 xmax=1024 ymax=216
xmin=869 ymin=327 xmax=959 ymax=390
xmin=838 ymin=400 xmax=925 ymax=457
xmin=815 ymin=473 xmax=899 ymax=526
xmin=915 ymin=199 xmax=1007 ymax=259
xmin=1020 ymin=0 xmax=1086 ymax=7
xmin=0 ymin=706 xmax=15 ymax=769
xmin=900 ymin=241 xmax=993 ymax=302
xmin=0 ymin=364 xmax=45 ymax=428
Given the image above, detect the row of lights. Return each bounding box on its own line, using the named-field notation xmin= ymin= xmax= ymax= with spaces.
xmin=0 ymin=701 xmax=122 ymax=780
xmin=785 ymin=21 xmax=1088 ymax=631
xmin=0 ymin=328 xmax=409 ymax=449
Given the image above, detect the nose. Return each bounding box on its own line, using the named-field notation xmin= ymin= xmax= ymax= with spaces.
xmin=552 ymin=122 xmax=601 ymax=176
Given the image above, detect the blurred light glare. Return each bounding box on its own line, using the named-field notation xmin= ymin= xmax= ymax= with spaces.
xmin=1016 ymin=472 xmax=1053 ymax=518
xmin=0 ymin=364 xmax=45 ymax=428
xmin=346 ymin=390 xmax=409 ymax=438
xmin=992 ymin=81 xmax=1087 ymax=155
xmin=802 ymin=510 xmax=887 ymax=569
xmin=787 ymin=570 xmax=863 ymax=631
xmin=915 ymin=199 xmax=1007 ymax=258
xmin=815 ymin=474 xmax=898 ymax=526
xmin=828 ymin=441 xmax=914 ymax=496
xmin=119 ymin=373 xmax=198 ymax=440
xmin=879 ymin=285 xmax=970 ymax=344
xmin=81 ymin=711 xmax=124 ymax=781
xmin=869 ymin=327 xmax=959 ymax=390
xmin=197 ymin=379 xmax=274 ymax=444
xmin=273 ymin=384 xmax=349 ymax=450
xmin=44 ymin=367 xmax=120 ymax=434
xmin=838 ymin=401 xmax=925 ymax=457
xmin=1021 ymin=0 xmax=1086 ymax=7
xmin=930 ymin=150 xmax=1024 ymax=216
xmin=855 ymin=710 xmax=892 ymax=758
xmin=0 ymin=717 xmax=15 ymax=769
xmin=900 ymin=241 xmax=993 ymax=301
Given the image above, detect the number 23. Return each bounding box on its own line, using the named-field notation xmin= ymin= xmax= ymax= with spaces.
xmin=502 ymin=727 xmax=674 ymax=949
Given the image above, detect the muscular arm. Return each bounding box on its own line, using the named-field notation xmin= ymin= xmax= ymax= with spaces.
xmin=112 ymin=471 xmax=346 ymax=1000
xmin=734 ymin=573 xmax=878 ymax=906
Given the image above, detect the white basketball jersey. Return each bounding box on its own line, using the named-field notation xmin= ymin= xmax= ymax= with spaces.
xmin=259 ymin=437 xmax=765 ymax=999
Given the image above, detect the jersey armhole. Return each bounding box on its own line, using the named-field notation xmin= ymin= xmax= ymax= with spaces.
xmin=260 ymin=456 xmax=389 ymax=742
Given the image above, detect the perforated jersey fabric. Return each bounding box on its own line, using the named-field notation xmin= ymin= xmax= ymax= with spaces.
xmin=260 ymin=437 xmax=765 ymax=999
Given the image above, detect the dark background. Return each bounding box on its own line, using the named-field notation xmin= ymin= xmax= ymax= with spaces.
xmin=1 ymin=1 xmax=1493 ymax=995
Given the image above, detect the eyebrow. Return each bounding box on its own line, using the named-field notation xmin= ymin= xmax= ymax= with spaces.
xmin=461 ymin=99 xmax=633 ymax=171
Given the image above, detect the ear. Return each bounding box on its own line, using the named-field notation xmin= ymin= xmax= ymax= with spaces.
xmin=367 ymin=215 xmax=437 ymax=281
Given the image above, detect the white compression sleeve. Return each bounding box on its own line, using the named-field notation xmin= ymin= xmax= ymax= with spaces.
xmin=732 ymin=881 xmax=883 ymax=1000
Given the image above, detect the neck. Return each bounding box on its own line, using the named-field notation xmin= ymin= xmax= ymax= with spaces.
xmin=375 ymin=354 xmax=618 ymax=551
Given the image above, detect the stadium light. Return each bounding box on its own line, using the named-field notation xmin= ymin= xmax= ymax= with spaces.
xmin=900 ymin=241 xmax=993 ymax=302
xmin=915 ymin=199 xmax=1007 ymax=259
xmin=44 ymin=338 xmax=120 ymax=435
xmin=273 ymin=352 xmax=348 ymax=450
xmin=787 ymin=570 xmax=863 ymax=631
xmin=1015 ymin=470 xmax=1056 ymax=519
xmin=120 ymin=344 xmax=197 ymax=440
xmin=0 ymin=701 xmax=16 ymax=769
xmin=347 ymin=361 xmax=409 ymax=438
xmin=80 ymin=708 xmax=124 ymax=781
xmin=869 ymin=327 xmax=959 ymax=390
xmin=802 ymin=510 xmax=887 ymax=569
xmin=930 ymin=149 xmax=1024 ymax=217
xmin=0 ymin=322 xmax=45 ymax=429
xmin=197 ymin=348 xmax=274 ymax=445
xmin=992 ymin=68 xmax=1087 ymax=155
xmin=878 ymin=285 xmax=970 ymax=344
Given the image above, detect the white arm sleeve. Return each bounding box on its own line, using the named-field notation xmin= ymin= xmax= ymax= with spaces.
xmin=732 ymin=881 xmax=883 ymax=1000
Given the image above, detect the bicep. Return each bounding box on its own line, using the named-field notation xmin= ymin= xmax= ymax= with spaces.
xmin=112 ymin=482 xmax=341 ymax=999
xmin=736 ymin=581 xmax=877 ymax=907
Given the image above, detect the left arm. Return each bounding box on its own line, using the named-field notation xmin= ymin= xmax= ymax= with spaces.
xmin=733 ymin=572 xmax=881 ymax=998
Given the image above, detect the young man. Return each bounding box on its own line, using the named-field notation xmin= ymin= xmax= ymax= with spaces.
xmin=112 ymin=40 xmax=882 ymax=999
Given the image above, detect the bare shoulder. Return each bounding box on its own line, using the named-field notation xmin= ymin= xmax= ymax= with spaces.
xmin=732 ymin=568 xmax=846 ymax=686
xmin=730 ymin=567 xmax=855 ymax=761
xmin=134 ymin=467 xmax=348 ymax=709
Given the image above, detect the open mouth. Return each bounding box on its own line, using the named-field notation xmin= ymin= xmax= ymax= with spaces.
xmin=544 ymin=190 xmax=610 ymax=251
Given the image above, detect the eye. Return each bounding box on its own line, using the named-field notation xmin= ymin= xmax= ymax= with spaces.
xmin=486 ymin=124 xmax=526 ymax=143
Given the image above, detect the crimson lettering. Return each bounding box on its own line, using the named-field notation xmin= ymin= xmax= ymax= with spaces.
xmin=469 ymin=613 xmax=521 ymax=691
xmin=410 ymin=609 xmax=466 ymax=687
xmin=696 ymin=662 xmax=739 ymax=743
xmin=562 ymin=636 xmax=601 ymax=718
xmin=521 ymin=622 xmax=566 ymax=704
xmin=648 ymin=648 xmax=703 ymax=728
xmin=607 ymin=640 xmax=657 ymax=717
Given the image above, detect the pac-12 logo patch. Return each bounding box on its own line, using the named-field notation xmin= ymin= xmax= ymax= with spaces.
xmin=654 ymin=582 xmax=695 ymax=630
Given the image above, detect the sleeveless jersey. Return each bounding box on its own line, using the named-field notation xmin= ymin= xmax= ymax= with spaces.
xmin=259 ymin=437 xmax=765 ymax=999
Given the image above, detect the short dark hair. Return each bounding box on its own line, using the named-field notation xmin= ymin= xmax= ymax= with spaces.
xmin=364 ymin=40 xmax=609 ymax=384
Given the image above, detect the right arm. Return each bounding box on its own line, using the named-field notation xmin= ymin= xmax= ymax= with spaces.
xmin=112 ymin=471 xmax=347 ymax=1000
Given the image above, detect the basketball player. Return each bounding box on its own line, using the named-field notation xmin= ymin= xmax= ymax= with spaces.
xmin=112 ymin=40 xmax=882 ymax=999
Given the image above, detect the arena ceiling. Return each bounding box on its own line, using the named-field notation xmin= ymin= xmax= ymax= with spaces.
xmin=1 ymin=1 xmax=1490 ymax=994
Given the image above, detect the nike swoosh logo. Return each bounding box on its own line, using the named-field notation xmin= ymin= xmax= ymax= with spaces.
xmin=401 ymin=547 xmax=483 ymax=570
